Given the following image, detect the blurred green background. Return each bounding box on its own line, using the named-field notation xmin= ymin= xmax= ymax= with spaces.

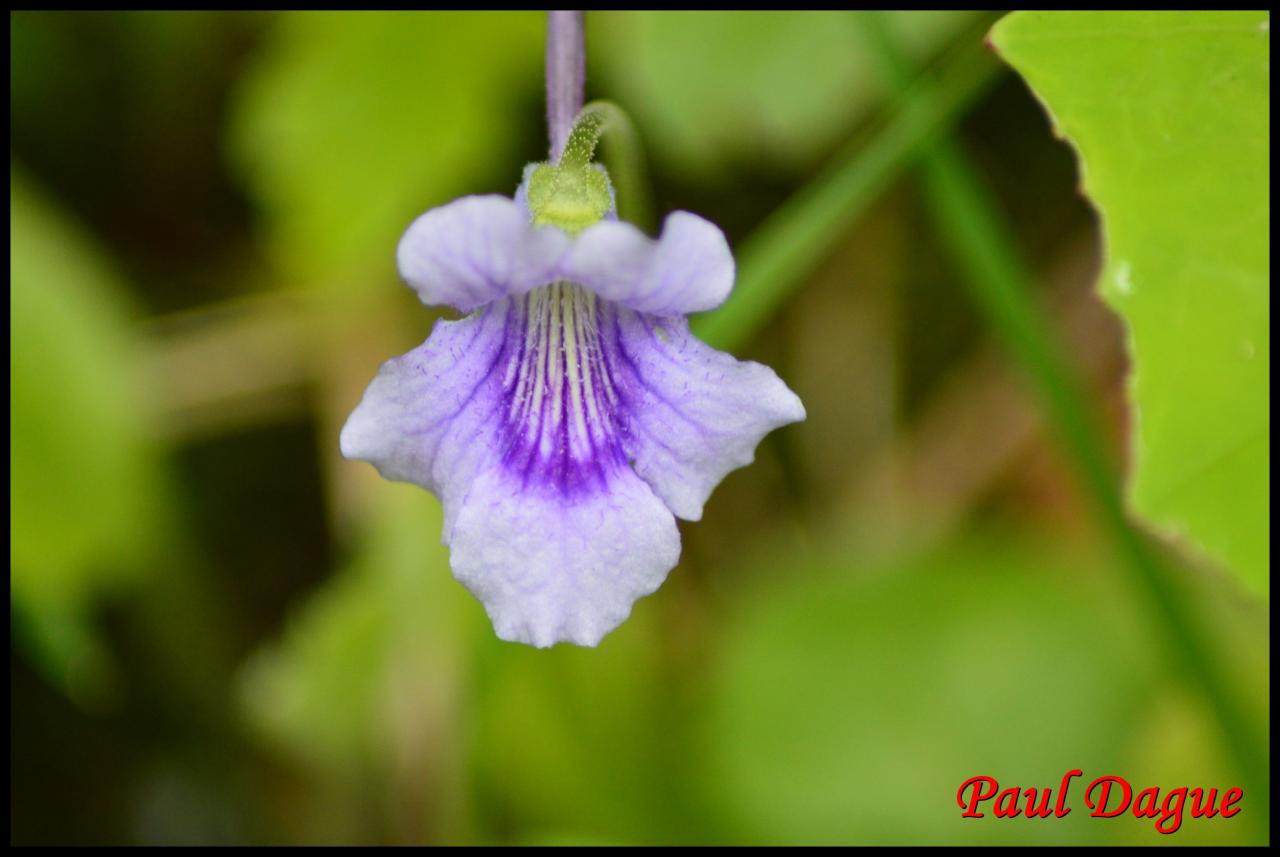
xmin=9 ymin=10 xmax=1268 ymax=845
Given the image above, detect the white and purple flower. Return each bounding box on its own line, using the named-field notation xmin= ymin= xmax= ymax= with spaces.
xmin=341 ymin=161 xmax=804 ymax=648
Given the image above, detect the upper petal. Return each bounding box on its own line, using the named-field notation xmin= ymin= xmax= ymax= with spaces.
xmin=449 ymin=463 xmax=680 ymax=648
xmin=559 ymin=211 xmax=734 ymax=315
xmin=602 ymin=307 xmax=806 ymax=521
xmin=397 ymin=195 xmax=570 ymax=312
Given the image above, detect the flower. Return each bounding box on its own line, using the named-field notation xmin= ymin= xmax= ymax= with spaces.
xmin=341 ymin=165 xmax=805 ymax=647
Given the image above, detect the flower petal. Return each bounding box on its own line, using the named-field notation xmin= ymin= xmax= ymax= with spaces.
xmin=339 ymin=302 xmax=515 ymax=533
xmin=449 ymin=464 xmax=680 ymax=648
xmin=560 ymin=211 xmax=734 ymax=315
xmin=397 ymin=195 xmax=569 ymax=312
xmin=602 ymin=307 xmax=806 ymax=521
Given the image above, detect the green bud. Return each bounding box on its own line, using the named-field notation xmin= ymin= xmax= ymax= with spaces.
xmin=528 ymin=103 xmax=638 ymax=235
xmin=527 ymin=163 xmax=612 ymax=235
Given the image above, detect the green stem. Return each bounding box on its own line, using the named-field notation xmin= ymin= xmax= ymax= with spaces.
xmin=558 ymin=104 xmax=608 ymax=169
xmin=692 ymin=25 xmax=1004 ymax=351
xmin=560 ymin=101 xmax=654 ymax=231
xmin=858 ymin=10 xmax=1267 ymax=829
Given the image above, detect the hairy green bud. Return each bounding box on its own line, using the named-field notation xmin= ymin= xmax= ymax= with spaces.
xmin=527 ymin=162 xmax=612 ymax=235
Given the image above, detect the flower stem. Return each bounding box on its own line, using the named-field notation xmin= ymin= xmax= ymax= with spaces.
xmin=581 ymin=101 xmax=654 ymax=230
xmin=546 ymin=10 xmax=585 ymax=162
xmin=557 ymin=105 xmax=607 ymax=170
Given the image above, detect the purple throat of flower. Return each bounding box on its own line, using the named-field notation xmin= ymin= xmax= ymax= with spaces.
xmin=341 ymin=163 xmax=805 ymax=650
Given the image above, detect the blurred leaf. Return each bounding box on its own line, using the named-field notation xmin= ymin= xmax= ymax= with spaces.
xmin=869 ymin=13 xmax=1267 ymax=817
xmin=692 ymin=28 xmax=1004 ymax=350
xmin=590 ymin=11 xmax=981 ymax=181
xmin=991 ymin=12 xmax=1270 ymax=596
xmin=229 ymin=11 xmax=544 ymax=288
xmin=238 ymin=487 xmax=473 ymax=774
xmin=10 ymin=169 xmax=167 ymax=701
xmin=469 ymin=601 xmax=678 ymax=843
xmin=240 ymin=482 xmax=690 ymax=842
xmin=704 ymin=538 xmax=1264 ymax=844
xmin=9 ymin=13 xmax=87 ymax=151
xmin=238 ymin=549 xmax=389 ymax=773
xmin=517 ymin=831 xmax=632 ymax=846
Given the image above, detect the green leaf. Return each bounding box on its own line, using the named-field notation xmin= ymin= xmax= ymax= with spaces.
xmin=237 ymin=485 xmax=678 ymax=840
xmin=704 ymin=539 xmax=1265 ymax=845
xmin=468 ymin=599 xmax=676 ymax=842
xmin=235 ymin=489 xmax=473 ymax=840
xmin=237 ymin=487 xmax=473 ymax=775
xmin=590 ymin=11 xmax=982 ymax=181
xmin=229 ymin=11 xmax=544 ymax=287
xmin=991 ymin=11 xmax=1270 ymax=596
xmin=691 ymin=29 xmax=1004 ymax=350
xmin=10 ymin=169 xmax=167 ymax=701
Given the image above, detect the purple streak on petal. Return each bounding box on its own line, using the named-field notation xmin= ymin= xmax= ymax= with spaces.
xmin=340 ymin=302 xmax=518 ymax=536
xmin=546 ymin=10 xmax=584 ymax=162
xmin=598 ymin=304 xmax=806 ymax=521
xmin=343 ymin=264 xmax=803 ymax=647
xmin=496 ymin=283 xmax=627 ymax=498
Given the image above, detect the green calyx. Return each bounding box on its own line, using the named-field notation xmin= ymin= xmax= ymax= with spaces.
xmin=527 ymin=162 xmax=612 ymax=235
xmin=528 ymin=102 xmax=628 ymax=235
